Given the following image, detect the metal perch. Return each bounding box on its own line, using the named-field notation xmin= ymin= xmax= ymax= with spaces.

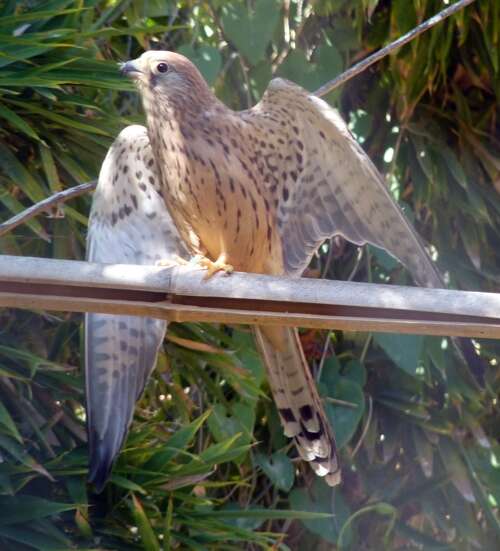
xmin=0 ymin=255 xmax=498 ymax=339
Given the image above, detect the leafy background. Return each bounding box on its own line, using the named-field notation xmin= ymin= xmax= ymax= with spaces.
xmin=0 ymin=0 xmax=499 ymax=549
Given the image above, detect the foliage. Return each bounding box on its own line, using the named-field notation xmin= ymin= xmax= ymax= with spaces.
xmin=0 ymin=0 xmax=498 ymax=549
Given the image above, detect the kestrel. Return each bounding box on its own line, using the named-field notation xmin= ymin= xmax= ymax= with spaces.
xmin=86 ymin=50 xmax=481 ymax=491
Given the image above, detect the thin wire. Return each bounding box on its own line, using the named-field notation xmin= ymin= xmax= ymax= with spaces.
xmin=314 ymin=0 xmax=477 ymax=97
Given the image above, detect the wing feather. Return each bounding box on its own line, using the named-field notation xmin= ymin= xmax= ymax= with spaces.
xmin=252 ymin=80 xmax=483 ymax=385
xmin=256 ymin=79 xmax=443 ymax=288
xmin=85 ymin=125 xmax=187 ymax=490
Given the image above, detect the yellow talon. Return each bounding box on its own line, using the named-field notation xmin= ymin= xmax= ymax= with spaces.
xmin=195 ymin=254 xmax=234 ymax=279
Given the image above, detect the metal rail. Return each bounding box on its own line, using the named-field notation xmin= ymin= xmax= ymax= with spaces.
xmin=0 ymin=255 xmax=498 ymax=339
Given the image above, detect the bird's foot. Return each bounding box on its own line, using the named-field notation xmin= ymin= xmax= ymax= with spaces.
xmin=155 ymin=255 xmax=189 ymax=268
xmin=193 ymin=254 xmax=234 ymax=279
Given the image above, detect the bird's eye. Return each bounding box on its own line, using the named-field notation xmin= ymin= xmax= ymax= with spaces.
xmin=157 ymin=62 xmax=169 ymax=74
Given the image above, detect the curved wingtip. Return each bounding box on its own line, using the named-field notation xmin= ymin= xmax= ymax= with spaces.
xmin=87 ymin=428 xmax=121 ymax=493
xmin=88 ymin=470 xmax=110 ymax=494
xmin=88 ymin=456 xmax=113 ymax=493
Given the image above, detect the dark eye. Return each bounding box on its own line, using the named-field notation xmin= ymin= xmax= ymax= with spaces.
xmin=157 ymin=62 xmax=169 ymax=73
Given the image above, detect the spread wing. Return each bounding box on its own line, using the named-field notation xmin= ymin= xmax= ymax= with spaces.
xmin=85 ymin=125 xmax=188 ymax=490
xmin=252 ymin=79 xmax=483 ymax=386
xmin=255 ymin=78 xmax=443 ymax=288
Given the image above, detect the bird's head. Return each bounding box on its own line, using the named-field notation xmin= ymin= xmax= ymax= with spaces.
xmin=120 ymin=50 xmax=210 ymax=107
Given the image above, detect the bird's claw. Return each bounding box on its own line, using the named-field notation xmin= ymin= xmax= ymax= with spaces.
xmin=193 ymin=254 xmax=234 ymax=279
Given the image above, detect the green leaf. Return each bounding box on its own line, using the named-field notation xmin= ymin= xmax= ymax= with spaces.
xmin=374 ymin=333 xmax=424 ymax=377
xmin=438 ymin=438 xmax=475 ymax=503
xmin=232 ymin=329 xmax=265 ymax=388
xmin=461 ymin=446 xmax=500 ymax=539
xmin=368 ymin=244 xmax=400 ymax=272
xmin=0 ymin=434 xmax=53 ymax=479
xmin=0 ymin=104 xmax=40 ymax=141
xmin=362 ymin=0 xmax=382 ymax=19
xmin=314 ymin=43 xmax=343 ymax=88
xmin=289 ymin=478 xmax=351 ymax=544
xmin=6 ymin=100 xmax=112 ymax=136
xmin=221 ymin=0 xmax=281 ymax=65
xmin=338 ymin=503 xmax=397 ymax=550
xmin=322 ymin=378 xmax=365 ymax=449
xmin=255 ymin=451 xmax=295 ymax=491
xmin=0 ymin=496 xmax=77 ymax=526
xmin=177 ymin=44 xmax=222 ymax=86
xmin=110 ymin=474 xmax=148 ymax=494
xmin=249 ymin=61 xmax=273 ymax=98
xmin=144 ymin=410 xmax=211 ymax=472
xmin=0 ymin=142 xmax=46 ymax=203
xmin=0 ymin=8 xmax=84 ymax=28
xmin=39 ymin=144 xmax=60 ymax=191
xmin=277 ymin=50 xmax=316 ymax=90
xmin=0 ymin=400 xmax=22 ymax=442
xmin=190 ymin=507 xmax=333 ymax=520
xmin=440 ymin=145 xmax=468 ymax=189
xmin=341 ymin=359 xmax=367 ymax=387
xmin=392 ymin=0 xmax=416 ymax=35
xmin=277 ymin=43 xmax=342 ymax=92
xmin=200 ymin=434 xmax=250 ymax=466
xmin=207 ymin=403 xmax=254 ymax=447
xmin=412 ymin=428 xmax=434 ymax=478
xmin=215 ymin=503 xmax=265 ymax=531
xmin=0 ymin=525 xmax=73 ymax=551
xmin=131 ymin=494 xmax=160 ymax=551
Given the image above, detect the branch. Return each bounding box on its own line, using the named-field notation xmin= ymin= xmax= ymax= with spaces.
xmin=314 ymin=0 xmax=477 ymax=97
xmin=0 ymin=181 xmax=96 ymax=239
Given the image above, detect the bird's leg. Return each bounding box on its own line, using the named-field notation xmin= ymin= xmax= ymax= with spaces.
xmin=193 ymin=253 xmax=234 ymax=279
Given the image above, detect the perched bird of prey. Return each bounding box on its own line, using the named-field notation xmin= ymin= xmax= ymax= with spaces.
xmin=86 ymin=50 xmax=482 ymax=491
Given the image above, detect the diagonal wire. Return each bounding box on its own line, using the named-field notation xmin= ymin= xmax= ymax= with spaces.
xmin=314 ymin=0 xmax=477 ymax=97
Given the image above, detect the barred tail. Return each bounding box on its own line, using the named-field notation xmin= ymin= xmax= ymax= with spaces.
xmin=254 ymin=325 xmax=340 ymax=486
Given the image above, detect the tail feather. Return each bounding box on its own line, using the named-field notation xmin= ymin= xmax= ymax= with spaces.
xmin=254 ymin=326 xmax=341 ymax=486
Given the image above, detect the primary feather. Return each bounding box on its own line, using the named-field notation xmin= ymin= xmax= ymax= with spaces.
xmin=86 ymin=125 xmax=187 ymax=490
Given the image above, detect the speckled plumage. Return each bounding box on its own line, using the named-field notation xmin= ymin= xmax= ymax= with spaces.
xmin=86 ymin=125 xmax=188 ymax=490
xmin=122 ymin=51 xmax=454 ymax=487
xmin=86 ymin=50 xmax=479 ymax=490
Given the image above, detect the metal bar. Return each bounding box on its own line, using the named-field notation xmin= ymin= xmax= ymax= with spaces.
xmin=0 ymin=255 xmax=498 ymax=338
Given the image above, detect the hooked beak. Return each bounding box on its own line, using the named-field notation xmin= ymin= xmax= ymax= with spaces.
xmin=120 ymin=60 xmax=142 ymax=79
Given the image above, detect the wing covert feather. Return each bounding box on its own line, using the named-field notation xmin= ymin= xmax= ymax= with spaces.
xmin=257 ymin=79 xmax=443 ymax=288
xmin=85 ymin=125 xmax=187 ymax=490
